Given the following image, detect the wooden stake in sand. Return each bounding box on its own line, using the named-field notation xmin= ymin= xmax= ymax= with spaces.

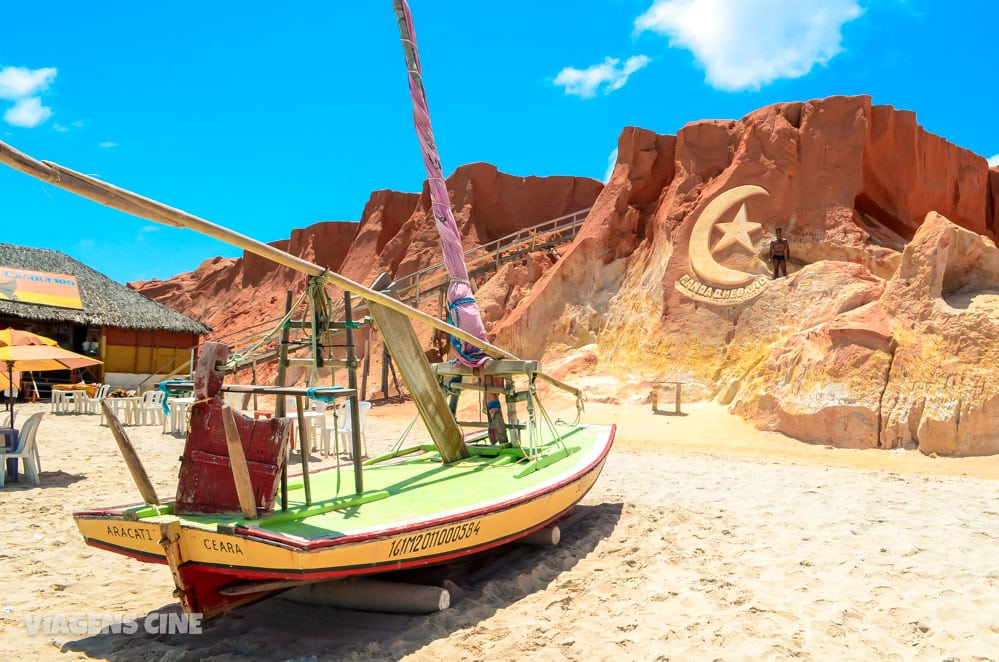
xmin=101 ymin=400 xmax=159 ymax=505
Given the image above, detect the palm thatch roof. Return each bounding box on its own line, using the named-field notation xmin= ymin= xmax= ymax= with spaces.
xmin=0 ymin=243 xmax=210 ymax=334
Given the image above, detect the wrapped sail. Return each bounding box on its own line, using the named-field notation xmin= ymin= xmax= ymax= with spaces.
xmin=393 ymin=0 xmax=490 ymax=367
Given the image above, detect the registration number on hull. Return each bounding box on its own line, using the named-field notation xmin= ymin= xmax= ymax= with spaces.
xmin=388 ymin=519 xmax=482 ymax=558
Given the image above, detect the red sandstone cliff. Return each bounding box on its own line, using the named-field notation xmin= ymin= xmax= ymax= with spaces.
xmin=130 ymin=163 xmax=602 ymax=386
xmin=133 ymin=95 xmax=999 ymax=455
xmin=490 ymin=95 xmax=998 ymax=455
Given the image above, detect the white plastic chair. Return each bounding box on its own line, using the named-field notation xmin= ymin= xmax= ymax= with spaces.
xmin=137 ymin=390 xmax=165 ymax=426
xmin=51 ymin=389 xmax=74 ymax=414
xmin=81 ymin=384 xmax=112 ymax=414
xmin=282 ymin=396 xmax=324 ymax=452
xmin=1 ymin=412 xmax=43 ymax=487
xmin=222 ymin=390 xmax=250 ymax=412
xmin=164 ymin=395 xmax=196 ymax=434
xmin=322 ymin=401 xmax=370 ymax=459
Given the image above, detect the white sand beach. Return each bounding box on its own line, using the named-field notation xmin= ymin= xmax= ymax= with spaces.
xmin=1 ymin=397 xmax=998 ymax=661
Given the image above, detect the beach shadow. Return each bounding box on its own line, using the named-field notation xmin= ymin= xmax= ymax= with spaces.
xmin=39 ymin=470 xmax=86 ymax=488
xmin=390 ymin=501 xmax=623 ymax=586
xmin=652 ymin=409 xmax=689 ymax=417
xmin=60 ymin=604 xmax=217 ymax=660
xmin=0 ymin=470 xmax=85 ymax=490
xmin=58 ymin=503 xmax=623 ymax=661
xmin=286 ymin=450 xmax=325 ymax=464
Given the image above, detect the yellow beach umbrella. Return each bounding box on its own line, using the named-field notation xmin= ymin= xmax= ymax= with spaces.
xmin=0 ymin=328 xmax=58 ymax=348
xmin=0 ymin=329 xmax=102 ymax=420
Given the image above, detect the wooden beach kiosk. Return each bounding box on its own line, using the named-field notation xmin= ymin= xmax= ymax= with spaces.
xmin=0 ymin=243 xmax=209 ymax=396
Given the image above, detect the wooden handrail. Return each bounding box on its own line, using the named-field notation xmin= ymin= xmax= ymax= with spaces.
xmin=222 ymin=206 xmax=591 ymax=353
xmin=391 ymin=207 xmax=590 ymax=299
xmin=388 ymin=208 xmax=590 ymax=310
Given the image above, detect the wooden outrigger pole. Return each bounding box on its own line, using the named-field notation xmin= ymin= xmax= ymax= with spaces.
xmin=0 ymin=141 xmax=507 ymax=359
xmin=0 ymin=140 xmax=584 ymax=461
xmin=0 ymin=141 xmax=476 ymax=461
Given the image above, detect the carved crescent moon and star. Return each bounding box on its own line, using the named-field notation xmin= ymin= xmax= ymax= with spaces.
xmin=676 ymin=184 xmax=771 ymax=305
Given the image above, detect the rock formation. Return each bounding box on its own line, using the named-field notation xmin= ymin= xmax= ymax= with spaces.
xmin=727 ymin=213 xmax=999 ymax=457
xmin=134 ymin=95 xmax=999 ymax=456
xmin=131 ymin=163 xmax=602 ymax=388
xmin=490 ymin=95 xmax=998 ymax=455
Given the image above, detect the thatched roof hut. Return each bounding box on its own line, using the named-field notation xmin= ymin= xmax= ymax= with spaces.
xmin=0 ymin=243 xmax=208 ymax=392
xmin=0 ymin=243 xmax=208 ymax=334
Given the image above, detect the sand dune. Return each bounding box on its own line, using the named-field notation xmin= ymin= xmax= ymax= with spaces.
xmin=1 ymin=399 xmax=997 ymax=661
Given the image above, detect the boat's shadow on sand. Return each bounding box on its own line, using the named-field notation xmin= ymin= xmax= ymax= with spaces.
xmin=60 ymin=502 xmax=623 ymax=661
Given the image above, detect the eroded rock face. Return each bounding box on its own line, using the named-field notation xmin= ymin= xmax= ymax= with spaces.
xmin=493 ymin=95 xmax=997 ymax=455
xmin=731 ymin=214 xmax=999 ymax=455
xmin=130 ymin=164 xmax=602 ymax=386
xmin=134 ymin=95 xmax=999 ymax=455
xmin=724 ymin=262 xmax=889 ymax=451
xmin=877 ymin=213 xmax=999 ymax=455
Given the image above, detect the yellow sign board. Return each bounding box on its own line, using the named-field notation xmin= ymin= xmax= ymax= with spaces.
xmin=0 ymin=267 xmax=84 ymax=310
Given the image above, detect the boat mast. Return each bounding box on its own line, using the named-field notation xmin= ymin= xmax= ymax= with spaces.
xmin=392 ymin=0 xmax=510 ymax=443
xmin=392 ymin=0 xmax=490 ymax=366
xmin=0 ymin=140 xmax=513 ymax=361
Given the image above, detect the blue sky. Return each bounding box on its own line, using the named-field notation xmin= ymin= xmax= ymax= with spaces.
xmin=1 ymin=0 xmax=996 ymax=285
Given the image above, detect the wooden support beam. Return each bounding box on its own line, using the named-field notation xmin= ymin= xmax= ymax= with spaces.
xmin=220 ymin=578 xmax=311 ymax=597
xmin=519 ymin=524 xmax=561 ymax=547
xmin=367 ymin=301 xmax=467 ymax=463
xmin=220 ymin=405 xmax=259 ymax=520
xmin=286 ymin=358 xmax=349 ymax=369
xmin=343 ymin=289 xmax=364 ymax=491
xmin=276 ymin=291 xmax=292 ymax=511
xmin=158 ymin=518 xmax=194 ymax=613
xmin=101 ymin=400 xmax=159 ymax=505
xmin=432 ymin=359 xmax=540 ymax=377
xmin=440 ymin=382 xmax=509 ymax=396
xmin=294 ymin=395 xmax=313 ymax=505
xmin=0 ymin=138 xmax=516 ymax=361
xmin=281 ymin=578 xmax=450 ymax=614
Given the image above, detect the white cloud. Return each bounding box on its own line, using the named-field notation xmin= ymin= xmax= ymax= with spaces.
xmin=988 ymin=154 xmax=999 ymax=168
xmin=4 ymin=97 xmax=52 ymax=128
xmin=554 ymin=55 xmax=651 ymax=98
xmin=635 ymin=0 xmax=863 ymax=91
xmin=99 ymin=141 xmax=118 ymax=149
xmin=0 ymin=66 xmax=57 ymax=128
xmin=604 ymin=148 xmax=619 ymax=182
xmin=0 ymin=66 xmax=56 ymax=99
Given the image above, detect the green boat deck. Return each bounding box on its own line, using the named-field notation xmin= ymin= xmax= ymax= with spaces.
xmin=122 ymin=424 xmax=608 ymax=542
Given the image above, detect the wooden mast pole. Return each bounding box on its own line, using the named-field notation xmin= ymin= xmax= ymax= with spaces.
xmin=0 ymin=141 xmax=514 ymax=361
xmin=0 ymin=140 xmax=584 ymax=461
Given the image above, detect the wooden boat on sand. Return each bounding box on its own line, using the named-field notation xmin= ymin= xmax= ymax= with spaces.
xmin=0 ymin=0 xmax=614 ymax=619
xmin=74 ymin=350 xmax=613 ymax=617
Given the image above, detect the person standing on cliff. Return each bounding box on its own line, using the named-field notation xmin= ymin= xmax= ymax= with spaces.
xmin=769 ymin=228 xmax=790 ymax=278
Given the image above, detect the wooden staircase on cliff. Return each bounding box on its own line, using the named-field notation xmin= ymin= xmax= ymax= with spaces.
xmin=389 ymin=207 xmax=590 ymax=308
xmin=214 ymin=207 xmax=591 ymax=382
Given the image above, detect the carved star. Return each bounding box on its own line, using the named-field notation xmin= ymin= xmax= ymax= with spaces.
xmin=712 ymin=203 xmax=761 ymax=254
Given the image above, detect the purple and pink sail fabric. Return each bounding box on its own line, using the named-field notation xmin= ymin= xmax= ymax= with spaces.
xmin=393 ymin=0 xmax=489 ymax=367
